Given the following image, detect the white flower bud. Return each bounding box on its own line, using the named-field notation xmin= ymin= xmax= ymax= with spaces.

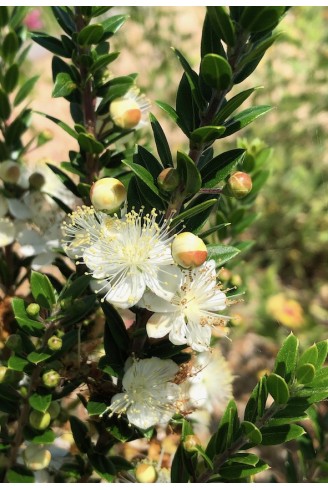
xmin=110 ymin=98 xmax=142 ymax=129
xmin=135 ymin=463 xmax=157 ymax=483
xmin=23 ymin=445 xmax=51 ymax=471
xmin=90 ymin=177 xmax=126 ymax=213
xmin=171 ymin=232 xmax=208 ymax=268
xmin=0 ymin=160 xmax=21 ymax=184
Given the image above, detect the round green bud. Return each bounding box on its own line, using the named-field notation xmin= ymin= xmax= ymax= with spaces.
xmin=23 ymin=445 xmax=51 ymax=471
xmin=135 ymin=463 xmax=157 ymax=483
xmin=48 ymin=401 xmax=61 ymax=420
xmin=5 ymin=334 xmax=23 ymax=352
xmin=157 ymin=168 xmax=180 ymax=193
xmin=42 ymin=369 xmax=60 ymax=388
xmin=183 ymin=434 xmax=201 ymax=453
xmin=29 ymin=410 xmax=51 ymax=431
xmin=26 ymin=303 xmax=40 ymax=318
xmin=47 ymin=336 xmax=62 ymax=351
xmin=226 ymin=171 xmax=253 ymax=199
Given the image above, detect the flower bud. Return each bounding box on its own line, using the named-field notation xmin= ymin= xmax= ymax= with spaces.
xmin=227 ymin=171 xmax=252 ymax=199
xmin=29 ymin=172 xmax=46 ymax=190
xmin=47 ymin=336 xmax=62 ymax=352
xmin=23 ymin=445 xmax=51 ymax=471
xmin=48 ymin=401 xmax=61 ymax=420
xmin=5 ymin=334 xmax=23 ymax=353
xmin=157 ymin=168 xmax=180 ymax=193
xmin=110 ymin=98 xmax=142 ymax=129
xmin=172 ymin=232 xmax=208 ymax=268
xmin=0 ymin=160 xmax=21 ymax=184
xmin=42 ymin=369 xmax=60 ymax=388
xmin=183 ymin=434 xmax=201 ymax=453
xmin=29 ymin=410 xmax=51 ymax=431
xmin=90 ymin=177 xmax=126 ymax=213
xmin=26 ymin=303 xmax=40 ymax=318
xmin=135 ymin=463 xmax=157 ymax=483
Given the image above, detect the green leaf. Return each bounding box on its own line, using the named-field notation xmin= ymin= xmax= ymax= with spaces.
xmin=244 ymin=377 xmax=268 ymax=423
xmin=206 ymin=7 xmax=236 ymax=46
xmin=90 ymin=52 xmax=120 ymax=74
xmin=241 ymin=421 xmax=262 ymax=445
xmin=30 ymin=271 xmax=57 ymax=309
xmin=216 ymin=400 xmax=240 ymax=454
xmin=78 ymin=133 xmax=104 ymax=154
xmin=8 ymin=355 xmax=30 ymax=372
xmin=47 ymin=163 xmax=80 ymax=196
xmin=101 ymin=14 xmax=129 ymax=38
xmin=207 ymin=244 xmax=240 ymax=266
xmin=201 ymin=149 xmax=246 ymax=188
xmin=190 ymin=125 xmax=225 ymax=144
xmin=172 ymin=48 xmax=207 ymax=111
xmin=77 ymin=24 xmax=104 ymax=45
xmin=59 ymin=274 xmax=91 ymax=301
xmin=9 ymin=7 xmax=29 ymax=29
xmin=3 ymin=64 xmax=19 ymax=93
xmin=87 ymin=401 xmax=107 ymax=416
xmin=101 ymin=302 xmax=130 ymax=352
xmin=176 ymin=151 xmax=202 ymax=196
xmin=199 ymin=223 xmax=231 ymax=239
xmin=35 ymin=111 xmax=78 ymax=139
xmin=273 ymin=332 xmax=299 ymax=383
xmin=297 ymin=387 xmax=328 ymax=404
xmin=239 ymin=6 xmax=285 ymax=33
xmin=2 ymin=31 xmax=19 ymax=63
xmin=240 ymin=34 xmax=280 ymax=68
xmin=260 ymin=424 xmax=305 ymax=445
xmin=27 ymin=352 xmax=51 ymax=365
xmin=200 ymin=54 xmax=232 ymax=91
xmin=171 ymin=444 xmax=191 ymax=483
xmin=267 ymin=373 xmax=289 ymax=404
xmin=222 ymin=106 xmax=272 ymax=138
xmin=6 ymin=466 xmax=34 ymax=483
xmin=315 ymin=340 xmax=328 ymax=369
xmin=0 ymin=6 xmax=8 ymax=27
xmin=31 ymin=32 xmax=70 ymax=57
xmin=11 ymin=298 xmax=45 ymax=337
xmin=307 ymin=366 xmax=328 ymax=388
xmin=123 ymin=160 xmax=160 ymax=196
xmin=150 ymin=113 xmax=173 ymax=167
xmin=28 ymin=428 xmax=56 ymax=444
xmin=220 ymin=459 xmax=270 ymax=480
xmin=70 ymin=416 xmax=92 ymax=453
xmin=214 ymin=87 xmax=261 ymax=124
xmin=170 ymin=199 xmax=217 ymax=228
xmin=298 ymin=345 xmax=318 ymax=368
xmin=29 ymin=393 xmax=52 ymax=413
xmin=156 ymin=100 xmax=189 ymax=135
xmin=51 ymin=7 xmax=75 ymax=35
xmin=296 ymin=363 xmax=315 ymax=384
xmin=0 ymin=89 xmax=11 ymax=120
xmin=266 ymin=414 xmax=309 ymax=427
xmin=176 ymin=73 xmax=200 ymax=133
xmin=52 ymin=72 xmax=77 ymax=98
xmin=135 ymin=145 xmax=163 ymax=179
xmin=92 ymin=7 xmax=113 ymax=17
xmin=88 ymin=452 xmax=116 ymax=482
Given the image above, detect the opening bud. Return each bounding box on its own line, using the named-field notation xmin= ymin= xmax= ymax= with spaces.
xmin=42 ymin=369 xmax=60 ymax=388
xmin=157 ymin=168 xmax=180 ymax=192
xmin=90 ymin=177 xmax=126 ymax=213
xmin=47 ymin=336 xmax=62 ymax=351
xmin=26 ymin=303 xmax=40 ymax=318
xmin=23 ymin=445 xmax=51 ymax=471
xmin=0 ymin=160 xmax=21 ymax=184
xmin=227 ymin=171 xmax=252 ymax=199
xmin=183 ymin=434 xmax=201 ymax=453
xmin=110 ymin=98 xmax=142 ymax=129
xmin=172 ymin=232 xmax=208 ymax=268
xmin=29 ymin=410 xmax=51 ymax=431
xmin=135 ymin=463 xmax=157 ymax=483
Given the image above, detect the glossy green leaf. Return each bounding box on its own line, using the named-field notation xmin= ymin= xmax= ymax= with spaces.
xmin=70 ymin=416 xmax=92 ymax=453
xmin=207 ymin=244 xmax=240 ymax=266
xmin=135 ymin=145 xmax=163 ymax=179
xmin=296 ymin=363 xmax=315 ymax=384
xmin=266 ymin=414 xmax=309 ymax=427
xmin=3 ymin=64 xmax=19 ymax=93
xmin=244 ymin=376 xmax=268 ymax=423
xmin=0 ymin=6 xmax=8 ymax=27
xmin=90 ymin=52 xmax=120 ymax=74
xmin=222 ymin=106 xmax=272 ymax=138
xmin=59 ymin=274 xmax=91 ymax=301
xmin=2 ymin=31 xmax=19 ymax=62
xmin=29 ymin=393 xmax=52 ymax=413
xmin=171 ymin=444 xmax=191 ymax=483
xmin=87 ymin=401 xmax=107 ymax=416
xmin=51 ymin=7 xmax=75 ymax=35
xmin=52 ymin=72 xmax=77 ymax=98
xmin=206 ymin=7 xmax=236 ymax=46
xmin=177 ymin=151 xmax=202 ymax=196
xmin=307 ymin=366 xmax=328 ymax=388
xmin=13 ymin=75 xmax=38 ymax=106
xmin=31 ymin=32 xmax=70 ymax=57
xmin=219 ymin=459 xmax=270 ymax=480
xmin=190 ymin=125 xmax=225 ymax=144
xmin=156 ymin=100 xmax=189 ymax=135
xmin=0 ymin=89 xmax=11 ymax=120
xmin=77 ymin=24 xmax=104 ymax=45
xmin=123 ymin=160 xmax=160 ymax=196
xmin=35 ymin=111 xmax=78 ymax=139
xmin=241 ymin=421 xmax=262 ymax=445
xmin=260 ymin=424 xmax=305 ymax=445
xmin=92 ymin=7 xmax=113 ymax=17
xmin=78 ymin=133 xmax=104 ymax=154
xmin=28 ymin=428 xmax=56 ymax=444
xmin=176 ymin=73 xmax=200 ymax=133
xmin=240 ymin=34 xmax=280 ymax=68
xmin=88 ymin=453 xmax=116 ymax=482
xmin=267 ymin=373 xmax=289 ymax=404
xmin=101 ymin=302 xmax=130 ymax=352
xmin=101 ymin=14 xmax=129 ymax=38
xmin=6 ymin=466 xmax=34 ymax=483
xmin=8 ymin=355 xmax=30 ymax=372
xmin=30 ymin=271 xmax=57 ymax=309
xmin=273 ymin=332 xmax=299 ymax=383
xmin=214 ymin=87 xmax=261 ymax=124
xmin=201 ymin=54 xmax=232 ymax=90
xmin=27 ymin=352 xmax=51 ymax=365
xmin=170 ymin=199 xmax=217 ymax=228
xmin=240 ymin=6 xmax=285 ymax=33
xmin=11 ymin=298 xmax=45 ymax=337
xmin=172 ymin=48 xmax=207 ymax=111
xmin=228 ymin=452 xmax=259 ymax=467
xmin=298 ymin=345 xmax=318 ymax=368
xmin=201 ymin=149 xmax=246 ymax=188
xmin=150 ymin=113 xmax=173 ymax=167
xmin=315 ymin=340 xmax=328 ymax=369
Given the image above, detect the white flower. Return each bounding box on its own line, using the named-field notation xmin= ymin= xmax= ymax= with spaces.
xmin=0 ymin=218 xmax=16 ymax=247
xmin=188 ymin=348 xmax=233 ymax=413
xmin=83 ymin=208 xmax=182 ymax=309
xmin=143 ymin=260 xmax=229 ymax=352
xmin=17 ymin=223 xmax=60 ymax=270
xmin=109 ymin=87 xmax=151 ymax=130
xmin=105 ymin=357 xmax=180 ymax=430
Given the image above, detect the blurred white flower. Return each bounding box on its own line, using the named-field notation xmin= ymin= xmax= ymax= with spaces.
xmin=83 ymin=208 xmax=181 ymax=309
xmin=109 ymin=87 xmax=151 ymax=130
xmin=105 ymin=357 xmax=180 ymax=430
xmin=143 ymin=260 xmax=229 ymax=352
xmin=17 ymin=223 xmax=60 ymax=270
xmin=0 ymin=218 xmax=16 ymax=247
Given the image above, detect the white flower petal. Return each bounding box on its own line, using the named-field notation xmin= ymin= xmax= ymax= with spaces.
xmin=0 ymin=219 xmax=16 ymax=246
xmin=168 ymin=315 xmax=188 ymax=345
xmin=105 ymin=273 xmax=146 ymax=309
xmin=141 ymin=290 xmax=178 ymax=313
xmin=145 ymin=264 xmax=182 ymax=301
xmin=7 ymin=198 xmax=31 ymax=220
xmin=17 ymin=229 xmax=46 ymax=256
xmin=146 ymin=313 xmax=174 ymax=339
xmin=186 ymin=320 xmax=211 ymax=352
xmin=31 ymin=252 xmax=57 ymax=270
